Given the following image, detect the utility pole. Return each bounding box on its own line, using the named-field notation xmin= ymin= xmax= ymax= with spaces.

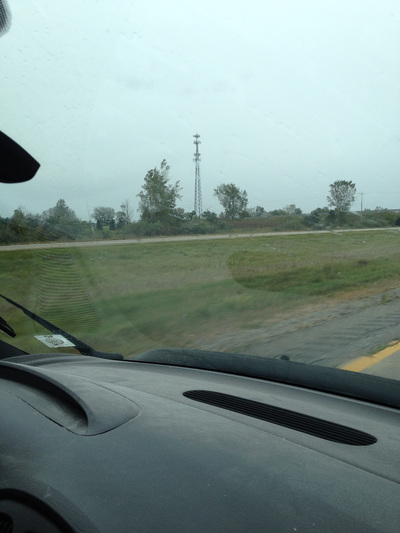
xmin=193 ymin=133 xmax=202 ymax=216
xmin=360 ymin=192 xmax=364 ymax=219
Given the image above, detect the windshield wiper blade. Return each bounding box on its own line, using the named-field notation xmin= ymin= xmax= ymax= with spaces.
xmin=0 ymin=315 xmax=16 ymax=338
xmin=0 ymin=294 xmax=123 ymax=360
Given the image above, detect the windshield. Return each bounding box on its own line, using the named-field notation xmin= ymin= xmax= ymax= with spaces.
xmin=1 ymin=1 xmax=400 ymax=382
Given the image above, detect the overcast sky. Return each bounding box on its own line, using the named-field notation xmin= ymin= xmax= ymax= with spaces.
xmin=2 ymin=0 xmax=400 ymax=219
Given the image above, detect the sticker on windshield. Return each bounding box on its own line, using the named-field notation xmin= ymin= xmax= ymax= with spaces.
xmin=34 ymin=335 xmax=75 ymax=348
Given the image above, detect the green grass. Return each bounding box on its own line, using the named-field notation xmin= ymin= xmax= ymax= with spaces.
xmin=228 ymin=253 xmax=400 ymax=295
xmin=1 ymin=229 xmax=400 ymax=356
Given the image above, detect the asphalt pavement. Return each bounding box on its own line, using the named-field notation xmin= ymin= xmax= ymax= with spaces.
xmin=201 ymin=288 xmax=400 ymax=373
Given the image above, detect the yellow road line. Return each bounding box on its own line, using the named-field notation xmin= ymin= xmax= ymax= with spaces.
xmin=341 ymin=341 xmax=400 ymax=372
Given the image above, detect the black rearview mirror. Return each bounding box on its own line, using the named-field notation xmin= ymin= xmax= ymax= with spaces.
xmin=0 ymin=131 xmax=40 ymax=183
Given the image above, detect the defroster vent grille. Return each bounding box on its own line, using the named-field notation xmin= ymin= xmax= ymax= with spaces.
xmin=183 ymin=390 xmax=377 ymax=446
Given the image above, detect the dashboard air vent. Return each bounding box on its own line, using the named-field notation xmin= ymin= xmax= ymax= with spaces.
xmin=183 ymin=390 xmax=377 ymax=446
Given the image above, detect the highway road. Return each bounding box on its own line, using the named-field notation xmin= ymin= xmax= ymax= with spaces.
xmin=345 ymin=343 xmax=400 ymax=380
xmin=196 ymin=287 xmax=400 ymax=377
xmin=0 ymin=226 xmax=399 ymax=252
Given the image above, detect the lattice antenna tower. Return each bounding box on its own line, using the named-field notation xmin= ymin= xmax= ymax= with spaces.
xmin=193 ymin=133 xmax=202 ymax=216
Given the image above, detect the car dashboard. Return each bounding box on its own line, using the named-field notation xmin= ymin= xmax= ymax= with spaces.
xmin=0 ymin=350 xmax=399 ymax=532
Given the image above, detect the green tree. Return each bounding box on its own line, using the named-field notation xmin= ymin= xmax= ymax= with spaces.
xmin=6 ymin=207 xmax=42 ymax=242
xmin=92 ymin=206 xmax=116 ymax=226
xmin=40 ymin=199 xmax=81 ymax=240
xmin=184 ymin=210 xmax=196 ymax=221
xmin=283 ymin=204 xmax=302 ymax=215
xmin=270 ymin=209 xmax=285 ymax=216
xmin=9 ymin=207 xmax=30 ymax=238
xmin=202 ymin=210 xmax=218 ymax=223
xmin=247 ymin=206 xmax=265 ymax=217
xmin=304 ymin=207 xmax=330 ymax=228
xmin=327 ymin=180 xmax=356 ymax=221
xmin=42 ymin=199 xmax=78 ymax=225
xmin=137 ymin=160 xmax=182 ymax=223
xmin=214 ymin=183 xmax=248 ymax=219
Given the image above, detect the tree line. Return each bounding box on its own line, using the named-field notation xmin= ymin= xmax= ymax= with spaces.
xmin=0 ymin=160 xmax=397 ymax=244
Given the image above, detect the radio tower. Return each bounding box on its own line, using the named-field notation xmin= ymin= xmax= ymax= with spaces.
xmin=193 ymin=133 xmax=202 ymax=216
